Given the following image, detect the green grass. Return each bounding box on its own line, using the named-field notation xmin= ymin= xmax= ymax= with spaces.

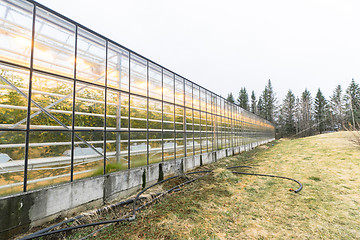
xmin=70 ymin=131 xmax=360 ymax=239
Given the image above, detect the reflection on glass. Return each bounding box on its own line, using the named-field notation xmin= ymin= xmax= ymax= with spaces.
xmin=163 ymin=70 xmax=174 ymax=103
xmin=34 ymin=8 xmax=76 ymax=77
xmin=149 ymin=63 xmax=162 ymax=100
xmin=77 ymin=28 xmax=106 ymax=85
xmin=130 ymin=54 xmax=147 ymax=96
xmin=0 ymin=0 xmax=33 ymax=67
xmin=107 ymin=43 xmax=129 ymax=91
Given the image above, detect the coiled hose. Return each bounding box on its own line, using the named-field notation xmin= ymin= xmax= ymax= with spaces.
xmin=20 ymin=166 xmax=302 ymax=240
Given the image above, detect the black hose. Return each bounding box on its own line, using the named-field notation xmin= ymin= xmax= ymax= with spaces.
xmin=226 ymin=166 xmax=253 ymax=169
xmin=231 ymin=171 xmax=303 ymax=193
xmin=23 ymin=197 xmax=141 ymax=239
xmin=21 ymin=171 xmax=210 ymax=240
xmin=20 ymin=166 xmax=302 ymax=239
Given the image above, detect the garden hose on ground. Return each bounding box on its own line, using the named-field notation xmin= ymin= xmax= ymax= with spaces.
xmin=20 ymin=165 xmax=302 ymax=240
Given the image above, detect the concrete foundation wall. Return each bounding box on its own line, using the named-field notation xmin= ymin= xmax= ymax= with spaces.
xmin=0 ymin=139 xmax=274 ymax=239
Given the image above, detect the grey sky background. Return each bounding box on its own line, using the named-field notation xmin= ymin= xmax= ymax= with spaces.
xmin=37 ymin=0 xmax=360 ymax=103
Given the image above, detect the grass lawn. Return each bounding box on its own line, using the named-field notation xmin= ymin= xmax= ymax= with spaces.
xmin=76 ymin=132 xmax=360 ymax=239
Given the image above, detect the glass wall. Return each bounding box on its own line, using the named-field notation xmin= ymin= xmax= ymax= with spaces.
xmin=0 ymin=0 xmax=275 ymax=196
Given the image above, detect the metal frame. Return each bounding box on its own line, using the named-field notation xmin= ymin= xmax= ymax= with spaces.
xmin=0 ymin=0 xmax=275 ymax=195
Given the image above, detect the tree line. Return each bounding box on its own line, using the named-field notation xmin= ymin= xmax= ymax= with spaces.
xmin=227 ymin=79 xmax=360 ymax=138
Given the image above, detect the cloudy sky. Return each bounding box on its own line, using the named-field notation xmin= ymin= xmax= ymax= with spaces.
xmin=37 ymin=0 xmax=360 ymax=102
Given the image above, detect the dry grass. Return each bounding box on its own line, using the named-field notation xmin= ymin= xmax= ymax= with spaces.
xmin=74 ymin=132 xmax=360 ymax=239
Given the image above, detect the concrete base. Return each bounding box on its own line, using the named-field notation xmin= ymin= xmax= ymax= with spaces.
xmin=0 ymin=139 xmax=274 ymax=239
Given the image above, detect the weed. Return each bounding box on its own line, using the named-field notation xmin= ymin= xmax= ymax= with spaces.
xmin=308 ymin=176 xmax=321 ymax=181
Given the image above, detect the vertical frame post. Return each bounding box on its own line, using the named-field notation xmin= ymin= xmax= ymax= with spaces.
xmin=23 ymin=3 xmax=37 ymax=192
xmin=103 ymin=40 xmax=108 ymax=174
xmin=146 ymin=61 xmax=149 ymax=165
xmin=161 ymin=68 xmax=164 ymax=162
xmin=127 ymin=53 xmax=131 ymax=169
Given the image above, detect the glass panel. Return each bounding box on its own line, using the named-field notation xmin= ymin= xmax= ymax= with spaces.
xmin=200 ymin=111 xmax=206 ymax=132
xmin=0 ymin=65 xmax=29 ymax=130
xmin=130 ymin=95 xmax=147 ymax=130
xmin=201 ymin=132 xmax=208 ymax=153
xmin=129 ymin=132 xmax=147 ymax=168
xmin=175 ymin=76 xmax=184 ymax=105
xmin=163 ymin=103 xmax=174 ymax=130
xmin=130 ymin=54 xmax=147 ymax=96
xmin=0 ymin=0 xmax=33 ymax=67
xmin=175 ymin=106 xmax=184 ymax=131
xmin=76 ymin=28 xmax=106 ymax=85
xmin=33 ymin=8 xmax=75 ymax=77
xmin=149 ymin=99 xmax=162 ymax=130
xmin=75 ymin=83 xmax=105 ymax=130
xmin=0 ymin=131 xmax=25 ymax=196
xmin=193 ymin=85 xmax=200 ymax=110
xmin=200 ymin=88 xmax=207 ymax=112
xmin=27 ymin=131 xmax=71 ymax=191
xmin=30 ymin=72 xmax=73 ymax=130
xmin=107 ymin=43 xmax=129 ymax=91
xmin=185 ymin=81 xmax=192 ymax=108
xmin=106 ymin=90 xmax=127 ymax=130
xmin=163 ymin=70 xmax=174 ymax=103
xmin=186 ymin=108 xmax=193 ymax=131
xmin=105 ymin=131 xmax=127 ymax=173
xmin=193 ymin=110 xmax=200 ymax=131
xmin=149 ymin=132 xmax=162 ymax=164
xmin=194 ymin=132 xmax=201 ymax=155
xmin=163 ymin=132 xmax=174 ymax=161
xmin=73 ymin=131 xmax=104 ymax=180
xmin=176 ymin=132 xmax=184 ymax=158
xmin=148 ymin=63 xmax=162 ymax=100
xmin=186 ymin=132 xmax=194 ymax=157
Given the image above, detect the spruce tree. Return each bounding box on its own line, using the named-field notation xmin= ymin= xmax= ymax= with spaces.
xmin=314 ymin=88 xmax=327 ymax=133
xmin=330 ymin=85 xmax=345 ymax=130
xmin=226 ymin=92 xmax=235 ymax=103
xmin=345 ymin=79 xmax=360 ymax=127
xmin=260 ymin=79 xmax=276 ymax=123
xmin=258 ymin=95 xmax=264 ymax=117
xmin=300 ymin=89 xmax=313 ymax=137
xmin=250 ymin=91 xmax=257 ymax=114
xmin=237 ymin=87 xmax=249 ymax=111
xmin=282 ymin=90 xmax=296 ymax=136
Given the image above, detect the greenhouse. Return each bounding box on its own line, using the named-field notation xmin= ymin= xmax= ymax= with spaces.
xmin=0 ymin=0 xmax=275 ymax=196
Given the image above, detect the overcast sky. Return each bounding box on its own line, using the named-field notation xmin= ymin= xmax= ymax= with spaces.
xmin=37 ymin=0 xmax=360 ymax=103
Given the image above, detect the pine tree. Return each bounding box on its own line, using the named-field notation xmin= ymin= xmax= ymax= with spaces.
xmin=250 ymin=91 xmax=257 ymax=114
xmin=237 ymin=87 xmax=249 ymax=111
xmin=314 ymin=88 xmax=327 ymax=133
xmin=345 ymin=79 xmax=360 ymax=127
xmin=226 ymin=92 xmax=235 ymax=103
